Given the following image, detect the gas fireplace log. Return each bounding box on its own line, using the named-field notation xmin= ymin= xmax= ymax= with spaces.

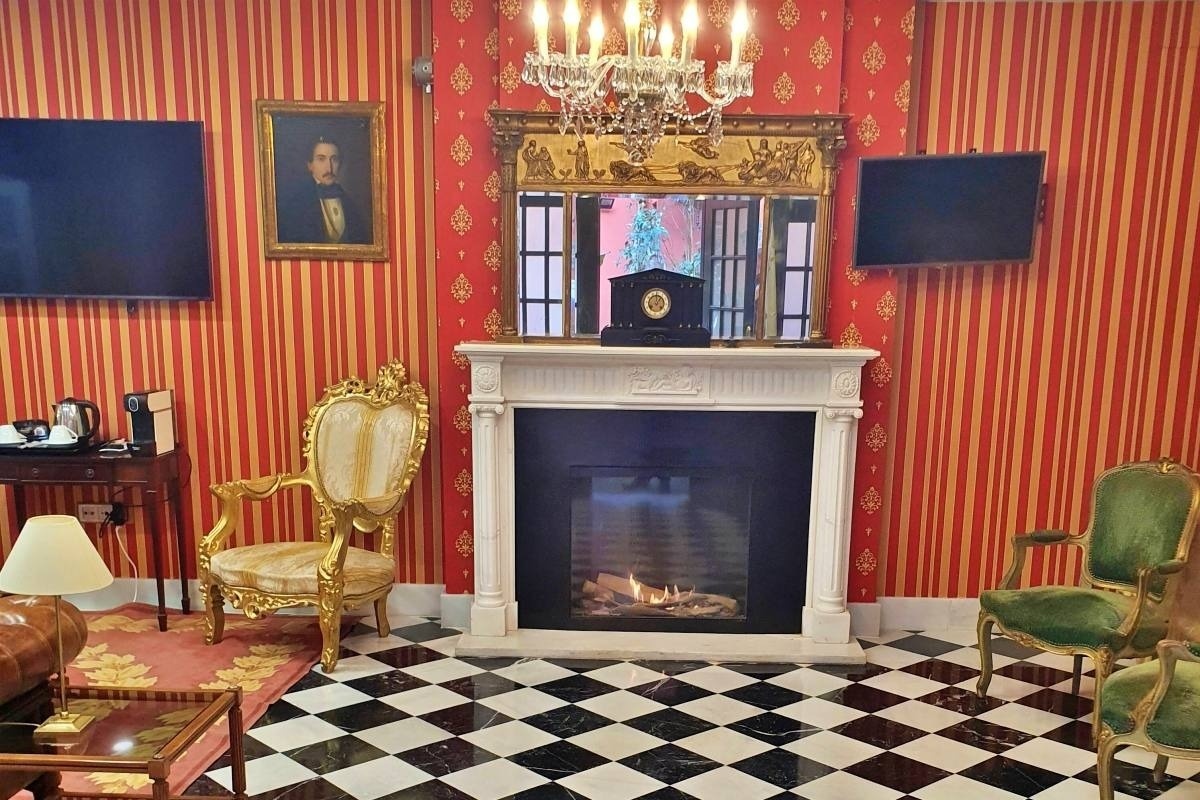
xmin=584 ymin=573 xmax=738 ymax=615
xmin=594 ymin=572 xmax=640 ymax=599
xmin=581 ymin=580 xmax=616 ymax=602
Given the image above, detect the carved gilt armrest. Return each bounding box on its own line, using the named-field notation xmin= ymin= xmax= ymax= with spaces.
xmin=1116 ymin=559 xmax=1186 ymax=641
xmin=999 ymin=529 xmax=1089 ymax=589
xmin=199 ymin=472 xmax=312 ymax=559
xmin=1137 ymin=639 xmax=1200 ymax=733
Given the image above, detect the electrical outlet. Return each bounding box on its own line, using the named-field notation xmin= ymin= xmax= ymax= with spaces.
xmin=78 ymin=503 xmax=114 ymax=524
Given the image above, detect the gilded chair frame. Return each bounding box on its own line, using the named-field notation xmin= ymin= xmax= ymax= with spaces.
xmin=197 ymin=360 xmax=430 ymax=672
xmin=976 ymin=458 xmax=1200 ymax=739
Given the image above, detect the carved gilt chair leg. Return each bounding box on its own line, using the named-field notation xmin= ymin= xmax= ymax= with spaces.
xmin=204 ymin=583 xmax=226 ymax=645
xmin=976 ymin=613 xmax=996 ymax=698
xmin=1091 ymin=649 xmax=1115 ymax=746
xmin=318 ymin=592 xmax=345 ymax=674
xmin=374 ymin=595 xmax=390 ymax=638
xmin=1071 ymin=653 xmax=1084 ymax=696
xmin=1096 ymin=730 xmax=1120 ymax=800
xmin=1153 ymin=755 xmax=1169 ymax=784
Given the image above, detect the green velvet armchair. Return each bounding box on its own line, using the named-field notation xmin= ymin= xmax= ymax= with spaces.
xmin=1097 ymin=552 xmax=1200 ymax=799
xmin=976 ymin=458 xmax=1200 ymax=739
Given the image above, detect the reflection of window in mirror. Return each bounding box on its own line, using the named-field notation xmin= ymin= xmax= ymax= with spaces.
xmin=765 ymin=198 xmax=818 ymax=340
xmin=517 ymin=191 xmax=565 ymax=336
xmin=702 ymin=197 xmax=763 ymax=339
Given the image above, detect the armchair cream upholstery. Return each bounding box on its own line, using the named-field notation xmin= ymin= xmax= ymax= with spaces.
xmin=197 ymin=360 xmax=429 ymax=672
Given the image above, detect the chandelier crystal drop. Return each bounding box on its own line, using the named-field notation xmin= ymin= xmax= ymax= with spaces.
xmin=523 ymin=0 xmax=754 ymax=164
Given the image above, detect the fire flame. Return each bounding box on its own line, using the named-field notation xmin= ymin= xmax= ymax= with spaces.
xmin=628 ymin=574 xmax=689 ymax=605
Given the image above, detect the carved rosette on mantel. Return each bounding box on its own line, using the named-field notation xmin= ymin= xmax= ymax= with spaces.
xmin=454 ymin=342 xmax=879 ymax=663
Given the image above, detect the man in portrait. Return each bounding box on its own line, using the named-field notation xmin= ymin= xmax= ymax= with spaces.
xmin=276 ymin=136 xmax=370 ymax=245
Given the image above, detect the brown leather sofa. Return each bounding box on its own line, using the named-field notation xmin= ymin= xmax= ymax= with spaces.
xmin=0 ymin=595 xmax=88 ymax=800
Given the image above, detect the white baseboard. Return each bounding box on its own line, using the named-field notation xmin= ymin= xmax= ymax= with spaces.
xmin=878 ymin=596 xmax=981 ymax=631
xmin=62 ymin=578 xmax=444 ymax=621
xmin=439 ymin=593 xmax=473 ymax=631
xmin=848 ymin=602 xmax=881 ymax=637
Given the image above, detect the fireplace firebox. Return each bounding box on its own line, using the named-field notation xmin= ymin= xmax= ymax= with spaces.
xmin=516 ymin=409 xmax=814 ymax=633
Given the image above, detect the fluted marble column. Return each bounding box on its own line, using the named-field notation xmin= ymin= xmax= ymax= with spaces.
xmin=803 ymin=405 xmax=863 ymax=642
xmin=468 ymin=361 xmax=508 ymax=636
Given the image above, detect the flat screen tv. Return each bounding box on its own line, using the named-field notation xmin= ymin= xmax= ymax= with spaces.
xmin=853 ymin=152 xmax=1046 ymax=269
xmin=0 ymin=118 xmax=212 ymax=300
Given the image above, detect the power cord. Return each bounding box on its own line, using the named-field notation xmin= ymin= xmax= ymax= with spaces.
xmin=101 ymin=504 xmax=139 ymax=604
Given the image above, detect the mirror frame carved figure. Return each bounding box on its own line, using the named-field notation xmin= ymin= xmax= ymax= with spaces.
xmin=197 ymin=360 xmax=430 ymax=672
xmin=491 ymin=110 xmax=849 ymax=345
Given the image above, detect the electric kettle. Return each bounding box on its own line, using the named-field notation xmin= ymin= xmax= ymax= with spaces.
xmin=53 ymin=397 xmax=101 ymax=440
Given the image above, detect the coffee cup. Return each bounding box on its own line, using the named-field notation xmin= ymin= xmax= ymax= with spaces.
xmin=0 ymin=424 xmax=24 ymax=445
xmin=47 ymin=425 xmax=79 ymax=445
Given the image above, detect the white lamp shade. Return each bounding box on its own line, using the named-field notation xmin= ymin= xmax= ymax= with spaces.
xmin=0 ymin=515 xmax=114 ymax=596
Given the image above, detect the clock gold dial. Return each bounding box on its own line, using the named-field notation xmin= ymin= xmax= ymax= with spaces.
xmin=641 ymin=288 xmax=671 ymax=320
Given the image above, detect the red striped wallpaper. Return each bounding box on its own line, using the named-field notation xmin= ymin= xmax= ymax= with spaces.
xmin=0 ymin=0 xmax=442 ymax=584
xmin=883 ymin=0 xmax=1200 ymax=597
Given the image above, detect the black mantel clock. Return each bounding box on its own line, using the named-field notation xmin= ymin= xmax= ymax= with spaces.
xmin=600 ymin=268 xmax=711 ymax=347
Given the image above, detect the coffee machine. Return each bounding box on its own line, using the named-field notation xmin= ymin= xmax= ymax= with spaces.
xmin=125 ymin=389 xmax=175 ymax=455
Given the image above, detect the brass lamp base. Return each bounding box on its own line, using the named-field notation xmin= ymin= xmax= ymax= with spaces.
xmin=35 ymin=711 xmax=95 ymax=736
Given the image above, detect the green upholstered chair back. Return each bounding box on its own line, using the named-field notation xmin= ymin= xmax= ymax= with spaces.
xmin=1085 ymin=460 xmax=1200 ymax=593
xmin=1169 ymin=542 xmax=1200 ymax=644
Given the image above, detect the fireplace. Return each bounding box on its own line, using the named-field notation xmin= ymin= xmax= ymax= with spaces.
xmin=515 ymin=409 xmax=812 ymax=633
xmin=453 ymin=342 xmax=877 ymax=663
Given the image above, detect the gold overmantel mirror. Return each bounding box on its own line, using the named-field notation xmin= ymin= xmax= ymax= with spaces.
xmin=491 ymin=110 xmax=849 ymax=345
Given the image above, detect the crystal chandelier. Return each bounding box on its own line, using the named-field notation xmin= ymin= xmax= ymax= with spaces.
xmin=523 ymin=0 xmax=754 ymax=164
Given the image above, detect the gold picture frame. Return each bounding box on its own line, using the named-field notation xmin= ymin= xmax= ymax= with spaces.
xmin=256 ymin=100 xmax=388 ymax=260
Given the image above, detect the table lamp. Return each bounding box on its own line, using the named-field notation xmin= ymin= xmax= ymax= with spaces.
xmin=0 ymin=515 xmax=113 ymax=734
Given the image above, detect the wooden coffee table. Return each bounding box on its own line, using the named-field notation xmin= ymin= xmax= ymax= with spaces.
xmin=0 ymin=685 xmax=245 ymax=800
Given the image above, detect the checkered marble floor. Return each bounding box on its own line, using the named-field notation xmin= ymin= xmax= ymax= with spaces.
xmin=184 ymin=619 xmax=1200 ymax=800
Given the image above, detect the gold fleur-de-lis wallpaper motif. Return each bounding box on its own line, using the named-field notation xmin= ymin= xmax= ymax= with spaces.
xmin=451 ymin=273 xmax=474 ymax=303
xmin=451 ymin=0 xmax=473 ymax=24
xmin=866 ymin=423 xmax=887 ymax=453
xmin=484 ymin=240 xmax=502 ymax=270
xmin=773 ymin=72 xmax=796 ymax=103
xmin=455 ymin=530 xmax=474 ymax=558
xmin=876 ymin=290 xmax=897 ymax=320
xmin=840 ymin=321 xmax=863 ymax=347
xmin=894 ymin=79 xmax=910 ymax=113
xmin=778 ymin=0 xmax=800 ymax=31
xmin=860 ymin=486 xmax=882 ymax=514
xmin=856 ymin=113 xmax=880 ymax=145
xmin=810 ymin=35 xmax=833 ymax=69
xmin=454 ymin=469 xmax=473 ymax=496
xmin=450 ymin=204 xmax=473 ymax=235
xmin=451 ymin=63 xmax=474 ymax=94
xmin=483 ymin=172 xmax=501 ymax=201
xmin=453 ymin=405 xmax=472 ymax=433
xmin=450 ymin=134 xmax=473 ymax=166
xmin=499 ymin=62 xmax=521 ymax=93
xmin=862 ymin=40 xmax=886 ymax=74
xmin=707 ymin=0 xmax=731 ymax=27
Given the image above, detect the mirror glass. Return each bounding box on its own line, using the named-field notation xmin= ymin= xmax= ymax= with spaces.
xmin=515 ymin=191 xmax=818 ymax=341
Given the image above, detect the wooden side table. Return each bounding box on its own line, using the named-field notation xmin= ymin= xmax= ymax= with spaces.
xmin=0 ymin=685 xmax=245 ymax=800
xmin=0 ymin=450 xmax=191 ymax=631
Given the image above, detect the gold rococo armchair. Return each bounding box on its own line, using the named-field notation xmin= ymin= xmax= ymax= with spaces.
xmin=197 ymin=360 xmax=430 ymax=672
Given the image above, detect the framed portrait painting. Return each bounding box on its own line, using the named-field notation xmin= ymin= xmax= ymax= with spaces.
xmin=257 ymin=100 xmax=388 ymax=260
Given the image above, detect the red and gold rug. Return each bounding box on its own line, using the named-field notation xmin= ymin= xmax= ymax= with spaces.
xmin=60 ymin=603 xmax=321 ymax=795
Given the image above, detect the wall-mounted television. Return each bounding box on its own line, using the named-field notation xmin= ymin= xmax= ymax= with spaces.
xmin=0 ymin=118 xmax=213 ymax=300
xmin=853 ymin=152 xmax=1046 ymax=269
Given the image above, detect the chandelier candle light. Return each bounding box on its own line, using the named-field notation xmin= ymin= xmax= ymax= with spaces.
xmin=524 ymin=0 xmax=754 ymax=164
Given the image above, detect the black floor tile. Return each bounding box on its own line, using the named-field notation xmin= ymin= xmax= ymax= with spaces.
xmin=938 ymin=717 xmax=1035 ymax=754
xmin=959 ymin=755 xmax=1070 ymax=796
xmin=283 ymin=735 xmax=389 ymax=773
xmin=916 ymin=686 xmax=1002 ymax=716
xmin=510 ymin=740 xmax=610 ymax=779
xmin=1016 ymin=686 xmax=1093 ymax=717
xmin=418 ymin=703 xmax=515 ymax=736
xmin=252 ymin=778 xmax=352 ymax=800
xmin=369 ymin=645 xmax=447 ymax=669
xmin=844 ymin=751 xmax=951 ymax=794
xmin=208 ymin=734 xmax=277 ymax=769
xmin=728 ymin=712 xmax=820 ymax=747
xmin=393 ymin=737 xmax=497 ymax=777
xmin=901 ymin=658 xmax=980 ymax=684
xmin=624 ymin=708 xmax=717 ymax=741
xmin=535 ymin=674 xmax=620 ymax=703
xmin=830 ymin=716 xmax=926 ymax=750
xmin=722 ymin=681 xmax=805 ymax=710
xmin=819 ymin=683 xmax=907 ymax=713
xmin=252 ymin=699 xmax=309 ymax=728
xmin=521 ymin=704 xmax=612 ymax=738
xmin=619 ymin=743 xmax=721 ymax=784
xmin=316 ymin=699 xmax=411 ymax=733
xmin=730 ymin=748 xmax=835 ymax=789
xmin=626 ymin=677 xmax=713 ymax=706
xmin=995 ymin=661 xmax=1075 ymax=687
xmin=440 ymin=671 xmax=522 ymax=701
xmin=1075 ymin=761 xmax=1184 ymax=800
xmin=886 ymin=634 xmax=966 ymax=658
xmin=343 ymin=670 xmax=430 ymax=697
xmin=377 ymin=780 xmax=474 ymax=799
xmin=982 ymin=637 xmax=1046 ymax=660
xmin=391 ymin=621 xmax=460 ymax=643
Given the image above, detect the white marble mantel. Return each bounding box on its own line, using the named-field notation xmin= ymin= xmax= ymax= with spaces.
xmin=453 ymin=342 xmax=879 ymax=663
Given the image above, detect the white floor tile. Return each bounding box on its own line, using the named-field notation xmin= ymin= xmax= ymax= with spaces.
xmin=912 ymin=774 xmax=1024 ymax=800
xmin=860 ymin=670 xmax=947 ymax=699
xmin=672 ymin=694 xmax=762 ymax=725
xmin=793 ymin=770 xmax=904 ymax=800
xmin=1116 ymin=746 xmax=1200 ymax=779
xmin=207 ymin=753 xmax=317 ymax=796
xmin=673 ymin=765 xmax=783 ymax=800
xmin=460 ymin=720 xmax=560 ymax=757
xmin=975 ymin=703 xmax=1072 ymax=736
xmin=338 ymin=632 xmax=414 ymax=654
xmin=318 ymin=654 xmax=394 ymax=682
xmin=400 ymin=657 xmax=485 ymax=684
xmin=352 ymin=716 xmax=453 ymax=754
xmin=1030 ymin=777 xmax=1139 ymax=800
xmin=420 ymin=634 xmax=461 ymax=656
xmin=674 ymin=727 xmax=775 ymax=764
xmin=864 ymin=645 xmax=931 ymax=669
xmin=958 ymin=674 xmax=1043 ymax=701
xmin=675 ymin=664 xmax=760 ymax=693
xmin=766 ymin=666 xmax=852 ymax=696
xmin=1160 ymin=782 xmax=1200 ymax=798
xmin=284 ymin=682 xmax=374 ymax=714
xmin=557 ymin=762 xmax=667 ymax=800
xmin=583 ymin=662 xmax=669 ymax=689
xmin=1004 ymin=737 xmax=1099 ymax=776
xmin=439 ymin=758 xmax=549 ymax=800
xmin=873 ymin=699 xmax=968 ymax=732
xmin=247 ymin=715 xmax=345 ymax=751
xmin=568 ymin=723 xmax=668 ymax=760
xmin=381 ymin=684 xmax=473 ymax=716
xmin=477 ymin=687 xmax=568 ymax=719
xmin=576 ymin=688 xmax=667 ymax=721
xmin=774 ymin=696 xmax=867 ymax=729
xmin=492 ymin=659 xmax=577 ymax=686
xmin=782 ymin=730 xmax=883 ymax=769
xmin=891 ymin=733 xmax=994 ymax=773
xmin=939 ymin=646 xmax=1017 ymax=671
xmin=322 ymin=756 xmax=433 ymax=799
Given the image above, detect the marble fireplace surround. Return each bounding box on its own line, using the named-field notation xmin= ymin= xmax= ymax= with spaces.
xmin=453 ymin=342 xmax=878 ymax=664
